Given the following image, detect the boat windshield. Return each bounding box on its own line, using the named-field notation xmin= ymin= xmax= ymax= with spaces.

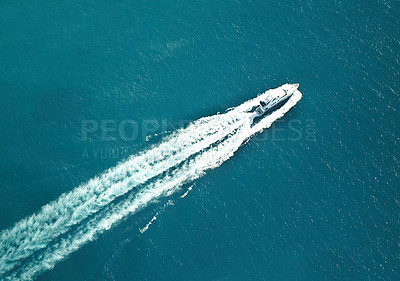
xmin=256 ymin=107 xmax=264 ymax=115
xmin=260 ymin=101 xmax=266 ymax=107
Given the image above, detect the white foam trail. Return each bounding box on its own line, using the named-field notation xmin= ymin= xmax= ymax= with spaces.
xmin=12 ymin=125 xmax=248 ymax=281
xmin=0 ymin=114 xmax=244 ymax=274
xmin=1 ymin=88 xmax=302 ymax=280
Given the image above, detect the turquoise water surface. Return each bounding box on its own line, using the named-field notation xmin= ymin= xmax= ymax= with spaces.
xmin=1 ymin=0 xmax=399 ymax=280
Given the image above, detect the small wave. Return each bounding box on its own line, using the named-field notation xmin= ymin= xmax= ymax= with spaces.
xmin=139 ymin=213 xmax=158 ymax=234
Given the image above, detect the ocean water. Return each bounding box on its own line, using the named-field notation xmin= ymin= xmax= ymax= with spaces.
xmin=0 ymin=0 xmax=399 ymax=280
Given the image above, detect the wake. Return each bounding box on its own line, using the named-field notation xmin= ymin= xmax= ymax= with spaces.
xmin=0 ymin=88 xmax=302 ymax=280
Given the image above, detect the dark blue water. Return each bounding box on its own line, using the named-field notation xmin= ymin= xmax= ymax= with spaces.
xmin=1 ymin=0 xmax=399 ymax=280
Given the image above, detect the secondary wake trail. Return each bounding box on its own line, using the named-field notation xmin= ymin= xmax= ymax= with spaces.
xmin=0 ymin=88 xmax=302 ymax=280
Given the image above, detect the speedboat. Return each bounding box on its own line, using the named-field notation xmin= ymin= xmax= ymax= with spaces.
xmin=251 ymin=83 xmax=299 ymax=125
